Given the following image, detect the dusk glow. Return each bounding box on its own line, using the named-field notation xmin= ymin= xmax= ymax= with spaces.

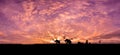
xmin=0 ymin=0 xmax=120 ymax=44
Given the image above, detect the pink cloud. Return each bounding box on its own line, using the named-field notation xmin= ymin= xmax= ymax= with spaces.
xmin=0 ymin=0 xmax=120 ymax=44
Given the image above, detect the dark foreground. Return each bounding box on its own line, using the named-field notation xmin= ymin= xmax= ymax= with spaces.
xmin=0 ymin=44 xmax=120 ymax=49
xmin=1 ymin=44 xmax=120 ymax=53
xmin=0 ymin=44 xmax=119 ymax=54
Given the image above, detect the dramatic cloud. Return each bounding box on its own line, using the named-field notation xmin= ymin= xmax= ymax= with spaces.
xmin=0 ymin=0 xmax=120 ymax=44
xmin=91 ymin=30 xmax=120 ymax=39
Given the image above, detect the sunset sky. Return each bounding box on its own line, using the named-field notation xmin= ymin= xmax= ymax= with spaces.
xmin=0 ymin=0 xmax=120 ymax=44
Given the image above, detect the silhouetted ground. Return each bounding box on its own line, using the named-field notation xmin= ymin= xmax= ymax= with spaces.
xmin=0 ymin=44 xmax=120 ymax=49
xmin=0 ymin=44 xmax=120 ymax=53
xmin=0 ymin=44 xmax=118 ymax=54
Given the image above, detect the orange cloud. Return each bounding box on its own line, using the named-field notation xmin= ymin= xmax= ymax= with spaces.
xmin=0 ymin=32 xmax=4 ymax=36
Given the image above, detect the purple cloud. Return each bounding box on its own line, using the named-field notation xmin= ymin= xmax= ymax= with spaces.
xmin=0 ymin=0 xmax=120 ymax=44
